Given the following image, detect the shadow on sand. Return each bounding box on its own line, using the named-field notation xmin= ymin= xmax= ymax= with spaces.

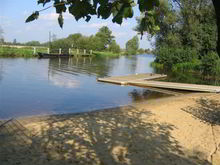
xmin=0 ymin=106 xmax=211 ymax=165
xmin=182 ymin=97 xmax=220 ymax=125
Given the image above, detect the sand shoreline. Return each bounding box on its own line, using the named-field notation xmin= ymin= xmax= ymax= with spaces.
xmin=1 ymin=93 xmax=220 ymax=165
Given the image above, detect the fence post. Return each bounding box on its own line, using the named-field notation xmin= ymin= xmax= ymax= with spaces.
xmin=90 ymin=50 xmax=92 ymax=55
xmin=33 ymin=47 xmax=36 ymax=54
xmin=77 ymin=49 xmax=79 ymax=55
xmin=59 ymin=48 xmax=61 ymax=55
xmin=84 ymin=49 xmax=86 ymax=55
xmin=69 ymin=48 xmax=71 ymax=55
xmin=47 ymin=48 xmax=50 ymax=54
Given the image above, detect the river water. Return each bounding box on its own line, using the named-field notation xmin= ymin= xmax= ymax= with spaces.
xmin=0 ymin=55 xmax=171 ymax=119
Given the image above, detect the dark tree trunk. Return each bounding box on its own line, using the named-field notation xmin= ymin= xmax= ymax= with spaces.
xmin=212 ymin=0 xmax=220 ymax=56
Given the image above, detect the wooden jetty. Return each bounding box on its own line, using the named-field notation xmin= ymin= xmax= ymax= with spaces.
xmin=98 ymin=73 xmax=167 ymax=85
xmin=97 ymin=73 xmax=220 ymax=93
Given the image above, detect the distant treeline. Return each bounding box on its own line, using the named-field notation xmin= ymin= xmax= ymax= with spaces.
xmin=1 ymin=26 xmax=151 ymax=56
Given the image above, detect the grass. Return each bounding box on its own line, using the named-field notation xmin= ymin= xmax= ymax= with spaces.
xmin=171 ymin=59 xmax=201 ymax=72
xmin=0 ymin=46 xmax=49 ymax=57
xmin=0 ymin=46 xmax=36 ymax=57
xmin=150 ymin=62 xmax=164 ymax=69
xmin=93 ymin=51 xmax=121 ymax=57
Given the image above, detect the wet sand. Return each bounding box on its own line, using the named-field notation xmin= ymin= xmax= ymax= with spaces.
xmin=0 ymin=93 xmax=220 ymax=165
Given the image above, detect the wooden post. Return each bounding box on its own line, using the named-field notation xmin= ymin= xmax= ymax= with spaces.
xmin=77 ymin=49 xmax=79 ymax=55
xmin=69 ymin=48 xmax=71 ymax=55
xmin=33 ymin=47 xmax=36 ymax=54
xmin=47 ymin=48 xmax=50 ymax=54
xmin=59 ymin=48 xmax=61 ymax=55
xmin=84 ymin=49 xmax=86 ymax=55
xmin=90 ymin=50 xmax=92 ymax=55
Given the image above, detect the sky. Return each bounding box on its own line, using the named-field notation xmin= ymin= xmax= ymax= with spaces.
xmin=0 ymin=0 xmax=153 ymax=49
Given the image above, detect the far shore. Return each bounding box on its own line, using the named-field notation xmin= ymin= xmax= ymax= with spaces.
xmin=1 ymin=92 xmax=220 ymax=165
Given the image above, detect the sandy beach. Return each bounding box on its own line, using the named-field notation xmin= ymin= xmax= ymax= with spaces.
xmin=0 ymin=93 xmax=220 ymax=165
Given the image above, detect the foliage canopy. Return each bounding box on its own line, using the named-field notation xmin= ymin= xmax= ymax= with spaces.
xmin=26 ymin=0 xmax=160 ymax=33
xmin=126 ymin=35 xmax=139 ymax=55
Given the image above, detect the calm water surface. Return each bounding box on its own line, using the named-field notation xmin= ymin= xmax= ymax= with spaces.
xmin=0 ymin=55 xmax=170 ymax=119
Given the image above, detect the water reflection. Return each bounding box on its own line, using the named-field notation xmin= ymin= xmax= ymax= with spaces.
xmin=49 ymin=76 xmax=80 ymax=88
xmin=0 ymin=55 xmax=168 ymax=119
xmin=48 ymin=57 xmax=113 ymax=77
xmin=0 ymin=60 xmax=3 ymax=82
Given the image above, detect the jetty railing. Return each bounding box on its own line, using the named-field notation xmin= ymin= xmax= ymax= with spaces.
xmin=0 ymin=45 xmax=93 ymax=56
xmin=35 ymin=47 xmax=93 ymax=56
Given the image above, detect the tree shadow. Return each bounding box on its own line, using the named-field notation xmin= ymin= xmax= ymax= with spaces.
xmin=0 ymin=106 xmax=211 ymax=165
xmin=182 ymin=97 xmax=220 ymax=125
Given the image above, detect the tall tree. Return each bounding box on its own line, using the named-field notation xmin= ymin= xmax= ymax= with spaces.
xmin=126 ymin=35 xmax=139 ymax=55
xmin=212 ymin=0 xmax=220 ymax=55
xmin=108 ymin=40 xmax=121 ymax=53
xmin=95 ymin=26 xmax=115 ymax=50
xmin=135 ymin=0 xmax=217 ymax=56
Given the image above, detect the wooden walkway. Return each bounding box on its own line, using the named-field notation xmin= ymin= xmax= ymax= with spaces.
xmin=98 ymin=73 xmax=167 ymax=85
xmin=97 ymin=73 xmax=220 ymax=93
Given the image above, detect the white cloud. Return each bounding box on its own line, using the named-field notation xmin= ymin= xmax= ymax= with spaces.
xmin=112 ymin=31 xmax=127 ymax=37
xmin=49 ymin=76 xmax=80 ymax=88
xmin=113 ymin=22 xmax=130 ymax=28
xmin=40 ymin=12 xmax=72 ymax=21
xmin=79 ymin=22 xmax=109 ymax=28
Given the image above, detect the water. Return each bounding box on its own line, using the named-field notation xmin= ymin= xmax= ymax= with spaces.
xmin=0 ymin=55 xmax=171 ymax=119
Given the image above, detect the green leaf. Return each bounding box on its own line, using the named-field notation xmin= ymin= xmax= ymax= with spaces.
xmin=112 ymin=3 xmax=130 ymax=24
xmin=37 ymin=0 xmax=44 ymax=4
xmin=37 ymin=0 xmax=51 ymax=6
xmin=138 ymin=0 xmax=159 ymax=12
xmin=69 ymin=0 xmax=95 ymax=21
xmin=58 ymin=13 xmax=63 ymax=28
xmin=93 ymin=0 xmax=99 ymax=9
xmin=86 ymin=15 xmax=91 ymax=22
xmin=97 ymin=4 xmax=112 ymax=19
xmin=25 ymin=11 xmax=39 ymax=23
xmin=123 ymin=7 xmax=133 ymax=18
xmin=54 ymin=1 xmax=67 ymax=14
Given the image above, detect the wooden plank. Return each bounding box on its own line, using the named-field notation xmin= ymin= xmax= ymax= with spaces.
xmin=97 ymin=73 xmax=220 ymax=93
xmin=138 ymin=86 xmax=183 ymax=96
xmin=129 ymin=80 xmax=220 ymax=93
xmin=97 ymin=73 xmax=167 ymax=85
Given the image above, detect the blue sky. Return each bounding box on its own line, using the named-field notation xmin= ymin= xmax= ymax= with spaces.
xmin=0 ymin=0 xmax=153 ymax=49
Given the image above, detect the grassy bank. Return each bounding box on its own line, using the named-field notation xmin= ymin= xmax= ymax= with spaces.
xmin=93 ymin=51 xmax=121 ymax=57
xmin=0 ymin=46 xmax=36 ymax=57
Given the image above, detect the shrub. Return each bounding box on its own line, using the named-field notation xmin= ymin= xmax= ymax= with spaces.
xmin=171 ymin=59 xmax=201 ymax=72
xmin=201 ymin=51 xmax=219 ymax=75
xmin=155 ymin=47 xmax=198 ymax=69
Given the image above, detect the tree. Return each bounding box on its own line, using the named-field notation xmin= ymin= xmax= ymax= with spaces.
xmin=51 ymin=34 xmax=57 ymax=42
xmin=126 ymin=35 xmax=139 ymax=55
xmin=136 ymin=0 xmax=217 ymax=57
xmin=108 ymin=40 xmax=121 ymax=53
xmin=13 ymin=39 xmax=17 ymax=44
xmin=25 ymin=41 xmax=41 ymax=46
xmin=95 ymin=26 xmax=114 ymax=50
xmin=138 ymin=48 xmax=145 ymax=54
xmin=212 ymin=0 xmax=220 ymax=55
xmin=26 ymin=0 xmax=220 ymax=55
